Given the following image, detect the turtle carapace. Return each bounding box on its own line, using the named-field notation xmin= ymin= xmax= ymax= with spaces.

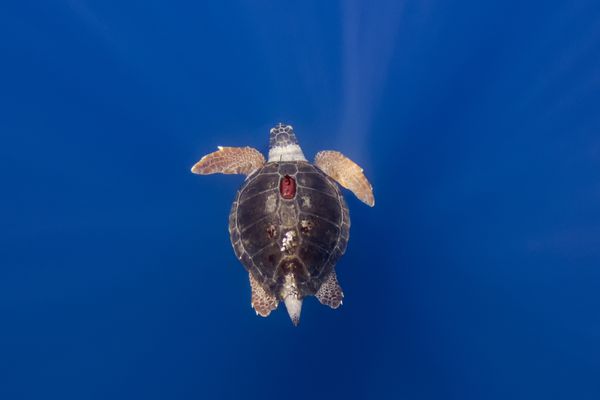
xmin=191 ymin=123 xmax=374 ymax=325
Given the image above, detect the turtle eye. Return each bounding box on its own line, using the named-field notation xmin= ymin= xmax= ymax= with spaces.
xmin=279 ymin=175 xmax=297 ymax=199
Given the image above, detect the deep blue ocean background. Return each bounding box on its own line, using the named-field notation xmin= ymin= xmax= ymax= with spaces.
xmin=2 ymin=1 xmax=600 ymax=399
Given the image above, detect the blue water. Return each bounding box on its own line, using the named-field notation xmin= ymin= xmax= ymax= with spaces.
xmin=2 ymin=1 xmax=600 ymax=399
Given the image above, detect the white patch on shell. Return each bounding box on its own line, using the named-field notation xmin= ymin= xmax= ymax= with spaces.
xmin=268 ymin=144 xmax=307 ymax=162
xmin=300 ymin=219 xmax=313 ymax=233
xmin=280 ymin=230 xmax=297 ymax=252
xmin=265 ymin=193 xmax=277 ymax=213
xmin=301 ymin=195 xmax=311 ymax=208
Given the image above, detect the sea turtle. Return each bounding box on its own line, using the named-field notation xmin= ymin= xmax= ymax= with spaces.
xmin=191 ymin=123 xmax=374 ymax=325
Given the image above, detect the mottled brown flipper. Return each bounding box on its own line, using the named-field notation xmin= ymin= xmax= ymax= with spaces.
xmin=315 ymin=270 xmax=344 ymax=309
xmin=249 ymin=272 xmax=278 ymax=317
xmin=191 ymin=146 xmax=265 ymax=176
xmin=314 ymin=151 xmax=375 ymax=207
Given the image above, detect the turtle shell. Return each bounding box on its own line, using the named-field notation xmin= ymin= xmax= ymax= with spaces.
xmin=229 ymin=161 xmax=350 ymax=299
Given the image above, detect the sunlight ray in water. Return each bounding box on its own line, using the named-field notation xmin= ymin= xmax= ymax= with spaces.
xmin=65 ymin=0 xmax=113 ymax=43
xmin=339 ymin=0 xmax=404 ymax=159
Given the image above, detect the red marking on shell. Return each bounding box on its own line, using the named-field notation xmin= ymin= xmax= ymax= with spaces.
xmin=279 ymin=175 xmax=296 ymax=199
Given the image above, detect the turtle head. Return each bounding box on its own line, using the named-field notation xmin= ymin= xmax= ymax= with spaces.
xmin=268 ymin=123 xmax=307 ymax=162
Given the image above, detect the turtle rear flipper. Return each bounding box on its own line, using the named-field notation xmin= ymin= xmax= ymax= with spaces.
xmin=191 ymin=146 xmax=265 ymax=176
xmin=249 ymin=273 xmax=278 ymax=317
xmin=314 ymin=150 xmax=375 ymax=207
xmin=315 ymin=270 xmax=344 ymax=309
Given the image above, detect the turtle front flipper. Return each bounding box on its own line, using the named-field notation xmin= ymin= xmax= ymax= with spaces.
xmin=314 ymin=150 xmax=375 ymax=207
xmin=191 ymin=146 xmax=265 ymax=176
xmin=249 ymin=273 xmax=278 ymax=317
xmin=315 ymin=270 xmax=344 ymax=309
